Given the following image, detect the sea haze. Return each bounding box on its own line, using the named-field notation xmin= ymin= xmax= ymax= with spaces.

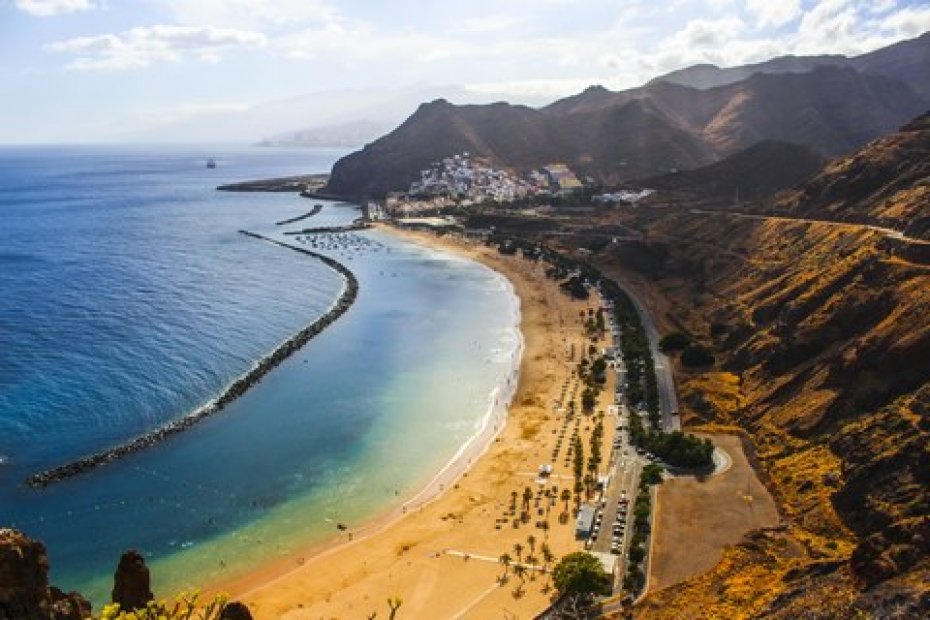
xmin=0 ymin=145 xmax=520 ymax=603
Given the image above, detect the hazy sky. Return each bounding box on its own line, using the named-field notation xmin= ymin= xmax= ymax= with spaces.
xmin=1 ymin=0 xmax=928 ymax=143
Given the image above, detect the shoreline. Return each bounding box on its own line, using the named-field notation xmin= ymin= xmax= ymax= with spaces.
xmin=26 ymin=232 xmax=359 ymax=488
xmin=211 ymin=224 xmax=610 ymax=619
xmin=201 ymin=227 xmax=525 ymax=598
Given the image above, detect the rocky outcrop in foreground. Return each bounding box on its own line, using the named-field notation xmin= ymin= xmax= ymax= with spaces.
xmin=0 ymin=528 xmax=90 ymax=620
xmin=0 ymin=528 xmax=255 ymax=619
xmin=112 ymin=550 xmax=152 ymax=612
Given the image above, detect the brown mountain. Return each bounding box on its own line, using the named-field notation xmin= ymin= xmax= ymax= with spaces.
xmin=766 ymin=112 xmax=930 ymax=238
xmin=641 ymin=139 xmax=825 ymax=202
xmin=698 ymin=67 xmax=925 ymax=155
xmin=647 ymin=55 xmax=844 ymax=89
xmin=649 ymin=31 xmax=930 ymax=97
xmin=326 ymin=63 xmax=925 ymax=197
xmin=325 ymin=99 xmax=565 ymax=196
xmin=551 ymin=97 xmax=719 ymax=183
xmin=585 ymin=114 xmax=930 ymax=618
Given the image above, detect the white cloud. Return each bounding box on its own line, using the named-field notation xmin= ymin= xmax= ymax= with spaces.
xmin=665 ymin=16 xmax=747 ymax=50
xmin=281 ymin=23 xmax=472 ymax=64
xmin=745 ymin=0 xmax=801 ymax=28
xmin=157 ymin=0 xmax=340 ymax=29
xmin=460 ymin=15 xmax=525 ymax=34
xmin=14 ymin=0 xmax=94 ymax=17
xmin=868 ymin=0 xmax=897 ymax=14
xmin=879 ymin=5 xmax=930 ymax=37
xmin=45 ymin=25 xmax=267 ymax=70
xmin=465 ymin=77 xmax=627 ymax=99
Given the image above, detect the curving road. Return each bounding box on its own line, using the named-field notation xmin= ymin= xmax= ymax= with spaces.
xmin=688 ymin=209 xmax=930 ymax=246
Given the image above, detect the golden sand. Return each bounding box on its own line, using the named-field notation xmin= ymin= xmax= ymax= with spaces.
xmin=213 ymin=228 xmax=619 ymax=619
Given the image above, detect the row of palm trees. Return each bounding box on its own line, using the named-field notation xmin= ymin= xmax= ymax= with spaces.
xmin=498 ymin=535 xmax=558 ymax=596
xmin=510 ymin=486 xmax=577 ymax=526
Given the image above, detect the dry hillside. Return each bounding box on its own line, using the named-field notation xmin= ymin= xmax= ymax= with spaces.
xmin=593 ymin=120 xmax=930 ymax=618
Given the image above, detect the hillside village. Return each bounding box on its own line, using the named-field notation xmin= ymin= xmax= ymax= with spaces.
xmin=384 ymin=153 xmax=586 ymax=216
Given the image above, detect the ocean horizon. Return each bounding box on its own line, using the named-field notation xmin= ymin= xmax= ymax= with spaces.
xmin=0 ymin=145 xmax=521 ymax=604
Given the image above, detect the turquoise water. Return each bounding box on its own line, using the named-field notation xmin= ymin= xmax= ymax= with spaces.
xmin=0 ymin=146 xmax=520 ymax=603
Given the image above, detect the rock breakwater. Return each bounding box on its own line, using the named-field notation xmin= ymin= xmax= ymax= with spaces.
xmin=26 ymin=232 xmax=359 ymax=488
xmin=283 ymin=222 xmax=370 ymax=236
xmin=275 ymin=204 xmax=323 ymax=226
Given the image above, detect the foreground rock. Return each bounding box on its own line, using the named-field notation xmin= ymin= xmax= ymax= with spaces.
xmin=0 ymin=528 xmax=90 ymax=620
xmin=219 ymin=601 xmax=253 ymax=620
xmin=112 ymin=550 xmax=153 ymax=612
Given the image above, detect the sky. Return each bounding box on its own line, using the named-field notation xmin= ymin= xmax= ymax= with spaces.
xmin=1 ymin=0 xmax=928 ymax=143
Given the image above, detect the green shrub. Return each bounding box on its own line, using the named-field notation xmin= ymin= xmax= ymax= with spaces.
xmin=680 ymin=344 xmax=715 ymax=367
xmin=659 ymin=331 xmax=691 ymax=351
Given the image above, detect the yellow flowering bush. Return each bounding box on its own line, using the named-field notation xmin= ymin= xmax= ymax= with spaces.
xmin=96 ymin=591 xmax=228 ymax=620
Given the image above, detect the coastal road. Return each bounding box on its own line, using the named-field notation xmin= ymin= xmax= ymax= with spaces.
xmin=688 ymin=209 xmax=930 ymax=246
xmin=626 ymin=292 xmax=680 ymax=432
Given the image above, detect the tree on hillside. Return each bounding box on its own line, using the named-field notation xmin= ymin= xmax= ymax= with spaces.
xmin=680 ymin=343 xmax=715 ymax=367
xmin=659 ymin=331 xmax=691 ymax=351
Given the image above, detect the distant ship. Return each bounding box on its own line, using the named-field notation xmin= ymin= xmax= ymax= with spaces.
xmin=206 ymin=158 xmax=217 ymax=169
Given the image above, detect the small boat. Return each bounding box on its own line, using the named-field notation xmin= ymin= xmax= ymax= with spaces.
xmin=206 ymin=158 xmax=217 ymax=169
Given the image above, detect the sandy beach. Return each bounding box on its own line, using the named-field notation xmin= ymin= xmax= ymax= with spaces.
xmin=213 ymin=227 xmax=620 ymax=618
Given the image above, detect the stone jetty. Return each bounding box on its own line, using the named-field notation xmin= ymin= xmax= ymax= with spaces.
xmin=26 ymin=232 xmax=359 ymax=488
xmin=275 ymin=203 xmax=323 ymax=226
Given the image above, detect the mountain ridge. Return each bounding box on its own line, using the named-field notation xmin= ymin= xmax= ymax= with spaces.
xmin=648 ymin=31 xmax=930 ymax=96
xmin=326 ymin=60 xmax=928 ymax=197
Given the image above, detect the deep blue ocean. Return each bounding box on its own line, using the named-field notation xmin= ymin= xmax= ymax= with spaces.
xmin=0 ymin=145 xmax=519 ymax=603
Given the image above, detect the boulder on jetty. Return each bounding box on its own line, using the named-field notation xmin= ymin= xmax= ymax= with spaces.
xmin=0 ymin=528 xmax=91 ymax=620
xmin=111 ymin=550 xmax=153 ymax=612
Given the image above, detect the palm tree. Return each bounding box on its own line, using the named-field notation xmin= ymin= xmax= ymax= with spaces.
xmin=513 ymin=563 xmax=527 ymax=587
xmin=527 ymin=534 xmax=536 ymax=557
xmin=498 ymin=552 xmax=512 ymax=581
xmin=522 ymin=486 xmax=534 ymax=512
xmin=513 ymin=542 xmax=524 ymax=562
xmin=510 ymin=490 xmax=518 ymax=510
xmin=525 ymin=554 xmax=538 ymax=580
xmin=540 ymin=519 xmax=550 ymax=539
xmin=541 ymin=543 xmax=554 ymax=573
xmin=387 ymin=596 xmax=402 ymax=620
xmin=560 ymin=488 xmax=572 ymax=514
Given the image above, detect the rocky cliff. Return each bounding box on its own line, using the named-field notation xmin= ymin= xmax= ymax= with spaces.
xmin=765 ymin=111 xmax=930 ymax=238
xmin=586 ymin=116 xmax=929 ymax=618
